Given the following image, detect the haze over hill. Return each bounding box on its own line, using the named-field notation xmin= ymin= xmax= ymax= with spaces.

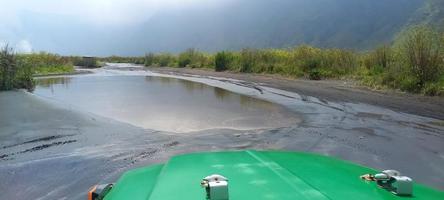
xmin=0 ymin=0 xmax=442 ymax=56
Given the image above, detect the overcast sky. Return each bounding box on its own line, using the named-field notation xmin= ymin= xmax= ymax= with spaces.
xmin=0 ymin=0 xmax=228 ymax=54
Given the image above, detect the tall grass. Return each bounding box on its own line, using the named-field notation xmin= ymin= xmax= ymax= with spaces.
xmin=214 ymin=51 xmax=233 ymax=72
xmin=19 ymin=52 xmax=74 ymax=75
xmin=0 ymin=48 xmax=80 ymax=91
xmin=70 ymin=56 xmax=100 ymax=68
xmin=144 ymin=26 xmax=444 ymax=95
xmin=0 ymin=46 xmax=34 ymax=91
xmin=104 ymin=26 xmax=442 ymax=96
xmin=101 ymin=56 xmax=145 ymax=64
xmin=360 ymin=26 xmax=444 ymax=95
xmin=2 ymin=26 xmax=431 ymax=95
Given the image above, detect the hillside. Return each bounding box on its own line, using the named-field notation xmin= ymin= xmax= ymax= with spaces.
xmin=137 ymin=0 xmax=425 ymax=53
xmin=408 ymin=0 xmax=444 ymax=31
xmin=5 ymin=0 xmax=443 ymax=55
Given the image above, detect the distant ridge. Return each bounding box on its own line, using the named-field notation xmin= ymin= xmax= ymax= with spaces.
xmin=9 ymin=0 xmax=443 ymax=55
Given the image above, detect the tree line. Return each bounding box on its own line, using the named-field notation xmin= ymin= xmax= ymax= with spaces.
xmin=1 ymin=26 xmax=443 ymax=95
xmin=139 ymin=26 xmax=444 ymax=96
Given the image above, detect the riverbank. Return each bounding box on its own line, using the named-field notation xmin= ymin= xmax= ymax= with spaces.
xmin=149 ymin=67 xmax=444 ymax=120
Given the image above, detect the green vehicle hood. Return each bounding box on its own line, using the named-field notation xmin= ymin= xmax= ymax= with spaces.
xmin=104 ymin=150 xmax=444 ymax=200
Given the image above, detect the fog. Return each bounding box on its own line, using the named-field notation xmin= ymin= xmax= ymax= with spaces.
xmin=0 ymin=0 xmax=424 ymax=56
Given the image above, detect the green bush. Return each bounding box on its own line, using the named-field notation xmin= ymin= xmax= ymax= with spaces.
xmin=239 ymin=49 xmax=257 ymax=73
xmin=0 ymin=45 xmax=35 ymax=91
xmin=100 ymin=56 xmax=144 ymax=64
xmin=157 ymin=53 xmax=175 ymax=67
xmin=145 ymin=53 xmax=155 ymax=66
xmin=398 ymin=26 xmax=443 ymax=86
xmin=19 ymin=53 xmax=74 ymax=75
xmin=309 ymin=69 xmax=322 ymax=80
xmin=177 ymin=49 xmax=195 ymax=67
xmin=0 ymin=45 xmax=17 ymax=90
xmin=398 ymin=75 xmax=421 ymax=92
xmin=177 ymin=48 xmax=210 ymax=68
xmin=72 ymin=57 xmax=99 ymax=68
xmin=214 ymin=51 xmax=232 ymax=72
xmin=14 ymin=58 xmax=35 ymax=91
xmin=422 ymin=82 xmax=444 ymax=96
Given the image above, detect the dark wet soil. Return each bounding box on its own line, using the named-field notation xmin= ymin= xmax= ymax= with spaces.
xmin=1 ymin=134 xmax=75 ymax=149
xmin=149 ymin=67 xmax=444 ymax=120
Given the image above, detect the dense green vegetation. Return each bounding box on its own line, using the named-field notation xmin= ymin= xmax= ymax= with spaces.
xmin=0 ymin=46 xmax=35 ymax=91
xmin=0 ymin=49 xmax=78 ymax=91
xmin=70 ymin=56 xmax=101 ymax=68
xmin=100 ymin=56 xmax=145 ymax=65
xmin=1 ymin=25 xmax=442 ymax=96
xmin=138 ymin=26 xmax=444 ymax=96
xmin=19 ymin=53 xmax=75 ymax=75
xmin=360 ymin=26 xmax=444 ymax=95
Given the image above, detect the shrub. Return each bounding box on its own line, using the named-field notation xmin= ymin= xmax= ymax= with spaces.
xmin=0 ymin=45 xmax=35 ymax=91
xmin=72 ymin=57 xmax=99 ymax=68
xmin=19 ymin=53 xmax=74 ymax=75
xmin=157 ymin=53 xmax=175 ymax=67
xmin=178 ymin=53 xmax=191 ymax=67
xmin=214 ymin=51 xmax=232 ymax=72
xmin=101 ymin=56 xmax=140 ymax=63
xmin=422 ymin=82 xmax=444 ymax=96
xmin=177 ymin=48 xmax=209 ymax=68
xmin=239 ymin=48 xmax=257 ymax=73
xmin=178 ymin=48 xmax=196 ymax=67
xmin=398 ymin=26 xmax=443 ymax=86
xmin=373 ymin=45 xmax=393 ymax=69
xmin=0 ymin=45 xmax=17 ymax=90
xmin=14 ymin=57 xmax=35 ymax=91
xmin=363 ymin=45 xmax=393 ymax=70
xmin=398 ymin=75 xmax=421 ymax=92
xmin=145 ymin=53 xmax=155 ymax=66
xmin=309 ymin=69 xmax=322 ymax=80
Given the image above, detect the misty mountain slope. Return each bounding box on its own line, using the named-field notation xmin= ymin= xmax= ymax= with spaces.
xmin=408 ymin=0 xmax=444 ymax=31
xmin=5 ymin=0 xmax=443 ymax=55
xmin=138 ymin=0 xmax=424 ymax=53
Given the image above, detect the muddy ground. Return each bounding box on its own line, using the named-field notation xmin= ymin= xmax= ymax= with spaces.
xmin=150 ymin=67 xmax=444 ymax=120
xmin=0 ymin=64 xmax=443 ymax=200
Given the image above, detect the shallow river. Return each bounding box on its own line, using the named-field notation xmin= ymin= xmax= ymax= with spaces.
xmin=34 ymin=76 xmax=300 ymax=132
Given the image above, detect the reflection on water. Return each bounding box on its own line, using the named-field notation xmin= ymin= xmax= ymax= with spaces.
xmin=36 ymin=77 xmax=72 ymax=87
xmin=35 ymin=77 xmax=73 ymax=95
xmin=34 ymin=76 xmax=300 ymax=132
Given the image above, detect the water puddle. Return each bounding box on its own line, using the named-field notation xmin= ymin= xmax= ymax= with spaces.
xmin=34 ymin=76 xmax=300 ymax=132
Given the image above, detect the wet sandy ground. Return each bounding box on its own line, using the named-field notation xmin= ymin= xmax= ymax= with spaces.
xmin=1 ymin=64 xmax=444 ymax=199
xmin=151 ymin=66 xmax=444 ymax=120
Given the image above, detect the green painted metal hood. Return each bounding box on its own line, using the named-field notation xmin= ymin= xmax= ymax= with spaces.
xmin=104 ymin=150 xmax=444 ymax=200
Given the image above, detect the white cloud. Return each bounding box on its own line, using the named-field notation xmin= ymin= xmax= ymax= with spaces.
xmin=15 ymin=40 xmax=33 ymax=53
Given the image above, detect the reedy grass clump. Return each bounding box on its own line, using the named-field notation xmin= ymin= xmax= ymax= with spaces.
xmin=360 ymin=26 xmax=444 ymax=95
xmin=101 ymin=56 xmax=145 ymax=64
xmin=70 ymin=56 xmax=101 ymax=68
xmin=0 ymin=46 xmax=35 ymax=91
xmin=131 ymin=26 xmax=443 ymax=95
xmin=19 ymin=52 xmax=75 ymax=75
